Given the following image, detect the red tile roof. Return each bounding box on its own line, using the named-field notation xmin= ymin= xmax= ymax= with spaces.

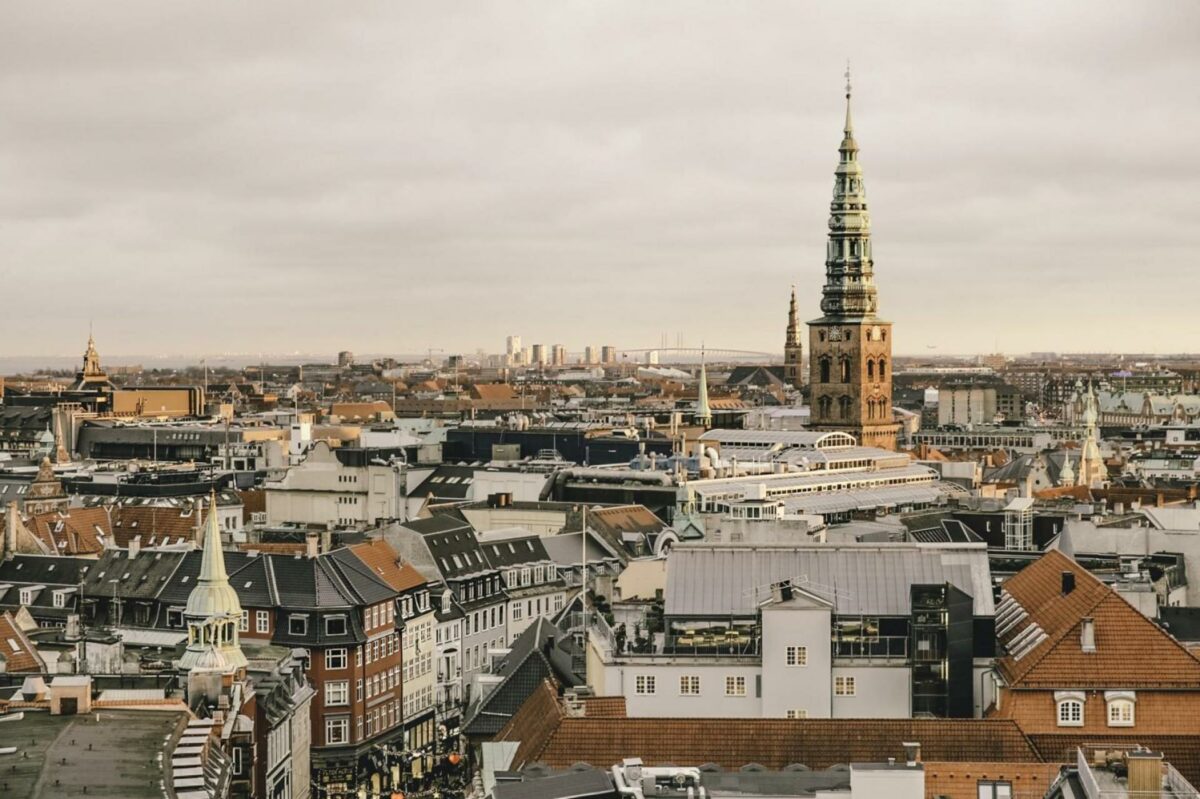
xmin=0 ymin=611 xmax=44 ymax=673
xmin=497 ymin=680 xmax=1043 ymax=771
xmin=998 ymin=550 xmax=1200 ymax=689
xmin=348 ymin=539 xmax=428 ymax=592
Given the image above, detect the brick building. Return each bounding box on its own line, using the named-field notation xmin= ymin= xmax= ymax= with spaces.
xmin=990 ymin=549 xmax=1200 ymax=782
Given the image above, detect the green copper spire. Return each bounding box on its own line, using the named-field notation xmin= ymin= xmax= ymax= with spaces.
xmin=817 ymin=64 xmax=879 ymax=321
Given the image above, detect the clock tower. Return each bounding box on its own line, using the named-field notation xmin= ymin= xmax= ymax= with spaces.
xmin=807 ymin=71 xmax=898 ymax=450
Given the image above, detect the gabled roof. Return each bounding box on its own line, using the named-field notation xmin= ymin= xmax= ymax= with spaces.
xmin=345 ymin=539 xmax=429 ymax=593
xmin=0 ymin=610 xmax=45 ymax=672
xmin=409 ymin=465 xmax=476 ymax=502
xmin=497 ymin=680 xmax=1043 ymax=771
xmin=464 ymin=618 xmax=581 ymax=739
xmin=996 ymin=549 xmax=1200 ymax=688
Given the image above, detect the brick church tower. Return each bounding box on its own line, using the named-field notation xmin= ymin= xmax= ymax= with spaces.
xmin=807 ymin=71 xmax=899 ymax=450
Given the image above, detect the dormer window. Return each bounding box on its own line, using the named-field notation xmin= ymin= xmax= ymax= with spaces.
xmin=325 ymin=615 xmax=347 ymax=636
xmin=1105 ymin=691 xmax=1136 ymax=727
xmin=289 ymin=614 xmax=308 ymax=636
xmin=1055 ymin=691 xmax=1085 ymax=727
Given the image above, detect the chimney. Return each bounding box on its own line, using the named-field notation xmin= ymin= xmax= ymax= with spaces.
xmin=1081 ymin=617 xmax=1096 ymax=653
xmin=1126 ymin=750 xmax=1163 ymax=799
xmin=128 ymin=535 xmax=141 ymax=558
xmin=901 ymin=742 xmax=921 ymax=766
xmin=305 ymin=532 xmax=319 ymax=559
xmin=320 ymin=528 xmax=332 ymax=554
xmin=1061 ymin=571 xmax=1076 ymax=595
xmin=64 ymin=614 xmax=82 ymax=642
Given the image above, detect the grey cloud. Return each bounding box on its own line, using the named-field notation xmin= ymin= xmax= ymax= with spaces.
xmin=2 ymin=0 xmax=1198 ymax=358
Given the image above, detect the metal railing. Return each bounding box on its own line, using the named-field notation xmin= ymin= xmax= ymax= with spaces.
xmin=832 ymin=636 xmax=908 ymax=661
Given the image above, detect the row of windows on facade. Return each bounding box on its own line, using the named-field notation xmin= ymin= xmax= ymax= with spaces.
xmin=1055 ymin=693 xmax=1136 ymax=727
xmin=318 ymin=632 xmax=402 ymax=672
xmin=815 ymin=356 xmax=887 ymax=384
xmin=815 ymin=395 xmax=890 ymax=421
xmin=634 ymin=672 xmax=857 ymax=698
xmin=505 ymin=564 xmax=555 ymax=588
xmin=511 ymin=593 xmax=564 ymax=622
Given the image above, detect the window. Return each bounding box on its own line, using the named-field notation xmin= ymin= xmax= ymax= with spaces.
xmin=512 ymin=604 xmax=522 ymax=622
xmin=325 ymin=680 xmax=349 ymax=706
xmin=256 ymin=610 xmax=269 ymax=633
xmin=634 ymin=675 xmax=656 ymax=695
xmin=325 ymin=648 xmax=348 ymax=670
xmin=786 ymin=709 xmax=808 ymax=719
xmin=240 ymin=610 xmax=249 ymax=632
xmin=819 ymin=357 xmax=831 ymax=384
xmin=288 ymin=615 xmax=308 ymax=636
xmin=725 ymin=676 xmax=746 ymax=697
xmin=232 ymin=747 xmax=243 ymax=775
xmin=325 ymin=615 xmax=347 ymax=636
xmin=167 ymin=608 xmax=185 ymax=628
xmin=977 ymin=781 xmax=1013 ymax=799
xmin=679 ymin=675 xmax=700 ymax=696
xmin=356 ymin=678 xmax=363 ymax=702
xmin=834 ymin=676 xmax=856 ymax=696
xmin=53 ymin=591 xmax=67 ymax=609
xmin=1106 ymin=692 xmax=1136 ymax=726
xmin=785 ymin=646 xmax=808 ymax=667
xmin=1056 ymin=694 xmax=1084 ymax=727
xmin=325 ymin=716 xmax=349 ymax=746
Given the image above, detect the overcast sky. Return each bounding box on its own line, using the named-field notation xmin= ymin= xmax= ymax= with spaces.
xmin=2 ymin=1 xmax=1197 ymax=360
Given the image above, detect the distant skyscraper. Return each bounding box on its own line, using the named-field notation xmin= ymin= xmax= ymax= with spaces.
xmin=551 ymin=344 xmax=566 ymax=366
xmin=337 ymin=350 xmax=354 ymax=368
xmin=601 ymin=345 xmax=617 ymax=365
xmin=807 ymin=71 xmax=898 ymax=450
xmin=646 ymin=350 xmax=659 ymax=365
xmin=784 ymin=286 xmax=802 ymax=389
xmin=584 ymin=346 xmax=597 ymax=365
xmin=506 ymin=335 xmax=522 ymax=365
xmin=531 ymin=344 xmax=547 ymax=366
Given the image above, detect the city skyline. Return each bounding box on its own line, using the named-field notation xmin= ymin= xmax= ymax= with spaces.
xmin=4 ymin=2 xmax=1199 ymax=358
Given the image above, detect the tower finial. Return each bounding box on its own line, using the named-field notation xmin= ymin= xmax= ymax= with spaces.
xmin=843 ymin=61 xmax=854 ymax=135
xmin=844 ymin=59 xmax=852 ymax=99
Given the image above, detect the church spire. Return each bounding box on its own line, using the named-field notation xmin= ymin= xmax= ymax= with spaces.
xmin=695 ymin=351 xmax=712 ymax=429
xmin=817 ymin=65 xmax=877 ymax=321
xmin=786 ymin=286 xmax=800 ymax=345
xmin=178 ymin=490 xmax=247 ymax=671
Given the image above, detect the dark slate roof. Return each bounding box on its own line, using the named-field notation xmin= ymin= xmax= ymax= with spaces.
xmin=480 ymin=534 xmax=554 ymax=570
xmin=326 ymin=547 xmax=400 ymax=605
xmin=493 ymin=769 xmax=616 ymax=799
xmin=0 ymin=554 xmax=93 ymax=587
xmin=724 ymin=365 xmax=787 ymax=388
xmin=909 ymin=519 xmax=984 ymax=544
xmin=463 ymin=617 xmax=582 ymax=739
xmin=400 ymin=516 xmax=492 ymax=580
xmin=409 ymin=464 xmax=477 ymax=501
xmin=80 ymin=549 xmax=186 ymax=601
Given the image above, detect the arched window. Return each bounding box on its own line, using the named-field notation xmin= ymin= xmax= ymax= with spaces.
xmin=840 ymin=357 xmax=851 ymax=383
xmin=819 ymin=330 xmax=826 ymax=343
xmin=878 ymin=357 xmax=887 ymax=380
xmin=818 ymin=396 xmax=832 ymax=419
xmin=819 ymin=357 xmax=831 ymax=384
xmin=1105 ymin=691 xmax=1135 ymax=727
xmin=1055 ymin=692 xmax=1085 ymax=727
xmin=838 ymin=396 xmax=851 ymax=420
xmin=867 ymin=360 xmax=875 ymax=380
xmin=865 ymin=399 xmax=874 ymax=420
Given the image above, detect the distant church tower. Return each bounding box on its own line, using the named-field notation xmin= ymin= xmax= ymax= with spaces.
xmin=784 ymin=287 xmax=803 ymax=389
xmin=807 ymin=70 xmax=899 ymax=450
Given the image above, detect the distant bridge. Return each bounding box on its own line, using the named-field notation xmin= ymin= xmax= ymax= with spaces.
xmin=615 ymin=347 xmax=780 ymax=361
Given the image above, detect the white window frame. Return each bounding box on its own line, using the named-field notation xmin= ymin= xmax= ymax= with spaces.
xmin=679 ymin=675 xmax=700 ymax=696
xmin=324 ymin=716 xmax=350 ymax=746
xmin=325 ymin=680 xmax=349 ymax=707
xmin=834 ymin=676 xmax=856 ymax=696
xmin=325 ymin=615 xmax=348 ymax=636
xmin=1105 ymin=691 xmax=1136 ymax=727
xmin=1055 ymin=691 xmax=1085 ymax=727
xmin=634 ymin=675 xmax=657 ymax=695
xmin=785 ymin=645 xmax=808 ymax=667
xmin=240 ymin=610 xmax=249 ymax=632
xmin=325 ymin=648 xmax=348 ymax=671
xmin=288 ymin=614 xmax=308 ymax=636
xmin=786 ymin=709 xmax=808 ymax=719
xmin=256 ymin=610 xmax=269 ymax=633
xmin=725 ymin=675 xmax=746 ymax=697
